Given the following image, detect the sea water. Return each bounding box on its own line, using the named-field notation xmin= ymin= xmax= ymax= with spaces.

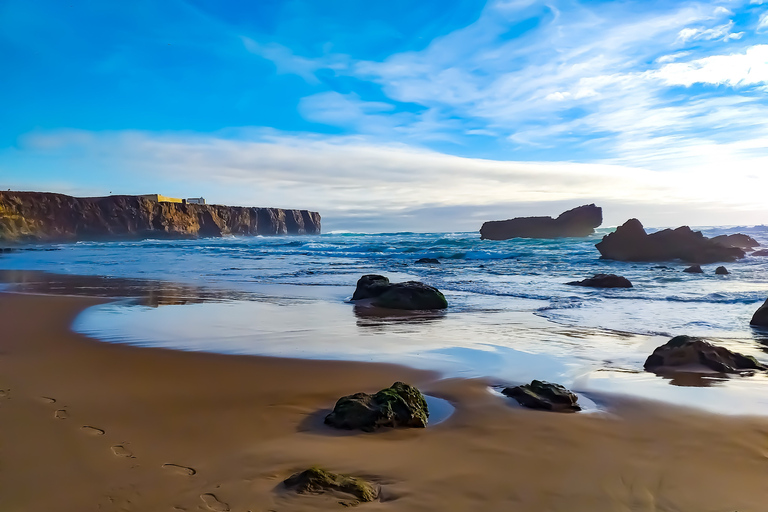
xmin=2 ymin=226 xmax=768 ymax=414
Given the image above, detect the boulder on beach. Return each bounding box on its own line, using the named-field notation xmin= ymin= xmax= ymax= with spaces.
xmin=351 ymin=275 xmax=448 ymax=310
xmin=595 ymin=219 xmax=745 ymax=263
xmin=502 ymin=380 xmax=581 ymax=412
xmin=711 ymin=234 xmax=760 ymax=250
xmin=751 ymin=298 xmax=768 ymax=327
xmin=324 ymin=382 xmax=429 ymax=431
xmin=683 ymin=265 xmax=703 ymax=274
xmin=644 ymin=335 xmax=766 ymax=374
xmin=566 ymin=274 xmax=632 ymax=288
xmin=284 ymin=467 xmax=378 ymax=503
xmin=480 ymin=204 xmax=602 ymax=240
xmin=415 ymin=257 xmax=441 ymax=264
xmin=715 ymin=266 xmax=729 ymax=275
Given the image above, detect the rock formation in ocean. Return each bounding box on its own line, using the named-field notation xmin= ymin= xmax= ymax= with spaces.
xmin=351 ymin=274 xmax=448 ymax=310
xmin=283 ymin=467 xmax=379 ymax=503
xmin=0 ymin=191 xmax=320 ymax=242
xmin=751 ymin=299 xmax=768 ymax=327
xmin=711 ymin=233 xmax=760 ymax=250
xmin=752 ymin=249 xmax=768 ymax=256
xmin=715 ymin=266 xmax=729 ymax=275
xmin=683 ymin=265 xmax=704 ymax=274
xmin=502 ymin=380 xmax=581 ymax=412
xmin=324 ymin=382 xmax=429 ymax=431
xmin=595 ymin=219 xmax=745 ymax=263
xmin=479 ymin=204 xmax=602 ymax=240
xmin=566 ymin=274 xmax=632 ymax=288
xmin=644 ymin=336 xmax=766 ymax=374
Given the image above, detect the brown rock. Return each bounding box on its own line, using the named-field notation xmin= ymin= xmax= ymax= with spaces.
xmin=644 ymin=336 xmax=766 ymax=374
xmin=480 ymin=204 xmax=602 ymax=240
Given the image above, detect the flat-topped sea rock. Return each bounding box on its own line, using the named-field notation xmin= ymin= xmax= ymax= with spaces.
xmin=351 ymin=275 xmax=447 ymax=310
xmin=683 ymin=265 xmax=703 ymax=274
xmin=480 ymin=204 xmax=602 ymax=240
xmin=752 ymin=249 xmax=768 ymax=256
xmin=284 ymin=467 xmax=379 ymax=503
xmin=415 ymin=257 xmax=441 ymax=264
xmin=502 ymin=380 xmax=581 ymax=412
xmin=595 ymin=219 xmax=745 ymax=263
xmin=566 ymin=274 xmax=632 ymax=288
xmin=324 ymin=382 xmax=429 ymax=431
xmin=711 ymin=233 xmax=760 ymax=250
xmin=751 ymin=298 xmax=768 ymax=327
xmin=644 ymin=335 xmax=766 ymax=374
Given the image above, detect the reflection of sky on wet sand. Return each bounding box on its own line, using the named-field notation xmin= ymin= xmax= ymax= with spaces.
xmin=67 ymin=284 xmax=768 ymax=417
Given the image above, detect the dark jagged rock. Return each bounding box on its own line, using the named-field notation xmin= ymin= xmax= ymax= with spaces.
xmin=644 ymin=335 xmax=766 ymax=374
xmin=715 ymin=266 xmax=729 ymax=275
xmin=284 ymin=467 xmax=378 ymax=502
xmin=751 ymin=298 xmax=768 ymax=327
xmin=683 ymin=265 xmax=703 ymax=274
xmin=502 ymin=380 xmax=581 ymax=412
xmin=752 ymin=249 xmax=768 ymax=256
xmin=324 ymin=382 xmax=429 ymax=431
xmin=480 ymin=204 xmax=602 ymax=240
xmin=596 ymin=219 xmax=744 ymax=263
xmin=0 ymin=191 xmax=320 ymax=242
xmin=711 ymin=233 xmax=760 ymax=250
xmin=566 ymin=274 xmax=632 ymax=288
xmin=351 ymin=275 xmax=391 ymax=301
xmin=415 ymin=257 xmax=441 ymax=264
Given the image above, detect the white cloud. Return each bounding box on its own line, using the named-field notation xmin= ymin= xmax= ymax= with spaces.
xmin=758 ymin=12 xmax=768 ymax=30
xmin=241 ymin=37 xmax=348 ymax=84
xmin=676 ymin=21 xmax=743 ymax=43
xmin=654 ymin=44 xmax=768 ymax=86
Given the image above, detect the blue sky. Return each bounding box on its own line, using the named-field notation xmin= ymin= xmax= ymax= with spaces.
xmin=1 ymin=0 xmax=767 ymax=232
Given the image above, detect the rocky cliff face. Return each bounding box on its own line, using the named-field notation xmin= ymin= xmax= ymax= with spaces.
xmin=480 ymin=204 xmax=603 ymax=240
xmin=0 ymin=191 xmax=321 ymax=243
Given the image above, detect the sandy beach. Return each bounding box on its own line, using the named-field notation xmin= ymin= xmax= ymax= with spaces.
xmin=2 ymin=291 xmax=768 ymax=512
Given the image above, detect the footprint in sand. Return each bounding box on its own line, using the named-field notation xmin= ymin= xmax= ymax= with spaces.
xmin=81 ymin=425 xmax=105 ymax=436
xmin=111 ymin=445 xmax=134 ymax=458
xmin=200 ymin=493 xmax=230 ymax=511
xmin=54 ymin=409 xmax=68 ymax=419
xmin=0 ymin=389 xmax=10 ymax=399
xmin=162 ymin=463 xmax=196 ymax=476
xmin=39 ymin=396 xmax=56 ymax=404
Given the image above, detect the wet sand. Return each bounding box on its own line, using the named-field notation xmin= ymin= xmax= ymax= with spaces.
xmin=2 ymin=292 xmax=768 ymax=512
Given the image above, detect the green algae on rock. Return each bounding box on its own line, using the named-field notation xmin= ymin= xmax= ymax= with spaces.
xmin=325 ymin=382 xmax=429 ymax=431
xmin=502 ymin=380 xmax=581 ymax=412
xmin=284 ymin=467 xmax=379 ymax=503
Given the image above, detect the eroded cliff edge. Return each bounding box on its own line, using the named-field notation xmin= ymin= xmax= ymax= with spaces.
xmin=0 ymin=191 xmax=321 ymax=242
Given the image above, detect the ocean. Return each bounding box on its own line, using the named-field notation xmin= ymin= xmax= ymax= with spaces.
xmin=2 ymin=226 xmax=768 ymax=414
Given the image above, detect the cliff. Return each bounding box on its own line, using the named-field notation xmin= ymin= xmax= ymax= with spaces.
xmin=480 ymin=204 xmax=602 ymax=240
xmin=0 ymin=191 xmax=321 ymax=243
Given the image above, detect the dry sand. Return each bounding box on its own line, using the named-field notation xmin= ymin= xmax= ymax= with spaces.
xmin=2 ymin=292 xmax=768 ymax=512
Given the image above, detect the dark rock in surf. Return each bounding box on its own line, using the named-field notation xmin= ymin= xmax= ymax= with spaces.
xmin=751 ymin=298 xmax=768 ymax=327
xmin=351 ymin=275 xmax=391 ymax=301
xmin=715 ymin=266 xmax=729 ymax=275
xmin=502 ymin=380 xmax=581 ymax=412
xmin=752 ymin=249 xmax=768 ymax=257
xmin=644 ymin=335 xmax=766 ymax=374
xmin=595 ymin=219 xmax=745 ymax=264
xmin=566 ymin=274 xmax=632 ymax=288
xmin=351 ymin=275 xmax=448 ymax=310
xmin=683 ymin=265 xmax=703 ymax=274
xmin=415 ymin=258 xmax=441 ymax=264
xmin=480 ymin=204 xmax=602 ymax=240
xmin=284 ymin=467 xmax=378 ymax=502
xmin=324 ymin=382 xmax=429 ymax=431
xmin=711 ymin=234 xmax=760 ymax=250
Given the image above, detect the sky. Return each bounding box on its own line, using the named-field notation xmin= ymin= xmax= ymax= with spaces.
xmin=1 ymin=0 xmax=767 ymax=232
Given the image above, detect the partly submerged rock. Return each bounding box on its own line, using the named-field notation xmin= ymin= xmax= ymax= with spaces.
xmin=715 ymin=266 xmax=729 ymax=275
xmin=324 ymin=382 xmax=429 ymax=431
xmin=351 ymin=275 xmax=391 ymax=301
xmin=284 ymin=467 xmax=378 ymax=503
xmin=644 ymin=335 xmax=766 ymax=374
xmin=683 ymin=265 xmax=704 ymax=274
xmin=502 ymin=380 xmax=581 ymax=412
xmin=751 ymin=298 xmax=768 ymax=327
xmin=595 ymin=219 xmax=745 ymax=263
xmin=752 ymin=249 xmax=768 ymax=257
xmin=480 ymin=204 xmax=602 ymax=240
xmin=566 ymin=273 xmax=632 ymax=288
xmin=711 ymin=233 xmax=760 ymax=250
xmin=415 ymin=257 xmax=440 ymax=264
xmin=373 ymin=281 xmax=448 ymax=310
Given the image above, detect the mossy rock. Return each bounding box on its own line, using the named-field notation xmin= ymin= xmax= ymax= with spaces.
xmin=502 ymin=380 xmax=581 ymax=412
xmin=372 ymin=281 xmax=448 ymax=310
xmin=325 ymin=382 xmax=429 ymax=431
xmin=351 ymin=274 xmax=391 ymax=301
xmin=284 ymin=467 xmax=378 ymax=502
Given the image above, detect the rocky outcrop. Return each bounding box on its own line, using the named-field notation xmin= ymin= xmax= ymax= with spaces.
xmin=752 ymin=249 xmax=768 ymax=256
xmin=715 ymin=266 xmax=729 ymax=275
xmin=751 ymin=299 xmax=768 ymax=327
xmin=351 ymin=275 xmax=448 ymax=310
xmin=644 ymin=336 xmax=766 ymax=374
xmin=415 ymin=257 xmax=441 ymax=264
xmin=595 ymin=219 xmax=744 ymax=263
xmin=566 ymin=274 xmax=632 ymax=288
xmin=683 ymin=265 xmax=703 ymax=274
xmin=711 ymin=234 xmax=760 ymax=250
xmin=324 ymin=382 xmax=429 ymax=431
xmin=480 ymin=204 xmax=602 ymax=240
xmin=502 ymin=380 xmax=581 ymax=412
xmin=284 ymin=467 xmax=378 ymax=503
xmin=0 ymin=191 xmax=320 ymax=242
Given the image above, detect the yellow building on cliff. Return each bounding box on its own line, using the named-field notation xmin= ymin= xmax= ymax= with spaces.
xmin=139 ymin=194 xmax=183 ymax=204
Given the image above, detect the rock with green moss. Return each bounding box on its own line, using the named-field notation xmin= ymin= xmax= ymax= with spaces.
xmin=644 ymin=335 xmax=767 ymax=374
xmin=351 ymin=275 xmax=391 ymax=301
xmin=284 ymin=467 xmax=378 ymax=503
xmin=502 ymin=380 xmax=581 ymax=412
xmin=325 ymin=382 xmax=429 ymax=431
xmin=372 ymin=281 xmax=447 ymax=310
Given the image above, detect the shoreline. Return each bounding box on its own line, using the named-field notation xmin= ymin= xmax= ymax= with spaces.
xmin=3 ymin=292 xmax=768 ymax=510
